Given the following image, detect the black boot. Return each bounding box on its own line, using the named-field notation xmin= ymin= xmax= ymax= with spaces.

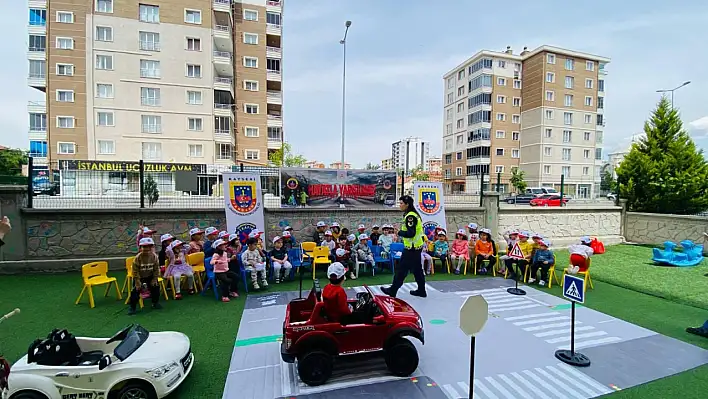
xmin=410 ymin=290 xmax=427 ymax=298
xmin=381 ymin=286 xmax=396 ymax=298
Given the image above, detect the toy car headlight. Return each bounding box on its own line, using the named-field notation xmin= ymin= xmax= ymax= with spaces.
xmin=417 ymin=317 xmax=423 ymax=329
xmin=146 ymin=361 xmax=179 ymax=378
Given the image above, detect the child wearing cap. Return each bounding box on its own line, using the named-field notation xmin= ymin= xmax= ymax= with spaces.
xmin=320 ymin=230 xmax=336 ymax=251
xmin=129 ymin=238 xmax=162 ymax=315
xmin=567 ymin=236 xmax=595 ymax=274
xmin=281 ymin=230 xmax=295 ymax=250
xmin=226 ymin=234 xmax=242 ymax=272
xmin=203 ymin=227 xmax=220 ymax=258
xmin=450 ymin=229 xmax=470 ymax=274
xmin=421 ymin=235 xmax=434 ymax=275
xmin=241 ymin=237 xmax=268 ymax=290
xmin=322 ymin=263 xmax=353 ymax=323
xmin=158 ymin=233 xmax=174 ymax=271
xmin=211 ymin=239 xmax=239 ymax=301
xmin=475 ymin=228 xmax=497 ymax=274
xmin=354 ymin=234 xmax=374 ymax=276
xmin=136 ymin=225 xmax=156 ymax=251
xmin=433 ymin=230 xmax=449 ymax=260
xmin=369 ymin=225 xmax=381 ymax=246
xmin=164 ymin=240 xmax=195 ymax=299
xmin=187 ymin=228 xmax=204 ymax=255
xmin=467 ymin=223 xmax=479 ymax=264
xmin=379 ymin=225 xmax=394 ymax=257
xmin=312 ymin=222 xmax=327 ymax=244
xmin=270 ymin=236 xmax=292 ymax=283
xmin=331 ymin=222 xmax=342 ymax=241
xmin=530 ymin=240 xmax=554 ymax=286
xmin=499 ymin=230 xmax=519 ymax=274
xmin=354 ymin=224 xmax=366 ymax=243
xmin=505 ymin=231 xmax=534 ymax=280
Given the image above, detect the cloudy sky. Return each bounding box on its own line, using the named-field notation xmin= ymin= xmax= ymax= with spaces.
xmin=3 ymin=0 xmax=707 ymax=165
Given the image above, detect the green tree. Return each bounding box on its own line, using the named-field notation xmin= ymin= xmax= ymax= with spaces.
xmin=410 ymin=167 xmax=430 ymax=181
xmin=268 ymin=143 xmax=307 ymax=167
xmin=600 ymin=168 xmax=615 ymax=192
xmin=615 ymin=97 xmax=708 ymax=214
xmin=509 ymin=167 xmax=527 ymax=193
xmin=0 ymin=148 xmax=28 ymax=176
xmin=144 ymin=175 xmax=160 ymax=207
xmin=365 ymin=162 xmax=381 ymax=170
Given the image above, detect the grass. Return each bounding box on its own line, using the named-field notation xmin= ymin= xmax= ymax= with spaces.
xmin=0 ymin=246 xmax=707 ymax=398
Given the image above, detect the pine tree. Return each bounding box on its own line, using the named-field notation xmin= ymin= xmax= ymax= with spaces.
xmin=144 ymin=175 xmax=160 ymax=207
xmin=616 ymin=97 xmax=708 ymax=214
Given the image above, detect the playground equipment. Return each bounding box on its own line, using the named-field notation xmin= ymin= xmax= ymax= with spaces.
xmin=652 ymin=240 xmax=705 ymax=267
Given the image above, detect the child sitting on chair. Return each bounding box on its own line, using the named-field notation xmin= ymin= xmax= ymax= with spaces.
xmin=433 ymin=230 xmax=449 ymax=258
xmin=187 ymin=228 xmax=204 ymax=255
xmin=422 ymin=235 xmax=434 ymax=275
xmin=369 ymin=225 xmax=381 ymax=246
xmin=128 ymin=238 xmax=162 ymax=315
xmin=321 ymin=230 xmax=336 ymax=251
xmin=475 ymin=228 xmax=496 ymax=274
xmin=270 ymin=236 xmax=292 ymax=283
xmin=334 ymin=248 xmax=355 ymax=279
xmin=164 ymin=240 xmax=195 ymax=299
xmin=450 ymin=229 xmax=470 ymax=275
xmin=211 ymin=239 xmax=239 ymax=302
xmin=354 ymin=234 xmax=374 ymax=271
xmin=379 ymin=225 xmax=394 ymax=257
xmin=567 ymin=236 xmax=594 ymax=274
xmin=530 ymin=239 xmax=554 ymax=286
xmin=505 ymin=231 xmax=533 ymax=279
xmin=226 ymin=234 xmax=242 ymax=273
xmin=241 ymin=237 xmax=268 ymax=290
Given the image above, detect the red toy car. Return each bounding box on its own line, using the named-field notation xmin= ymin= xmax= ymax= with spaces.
xmin=281 ymin=280 xmax=424 ymax=386
xmin=529 ymin=194 xmax=569 ymax=207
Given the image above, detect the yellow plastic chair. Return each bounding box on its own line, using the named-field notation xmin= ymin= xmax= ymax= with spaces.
xmin=312 ymin=246 xmax=331 ymax=279
xmin=186 ymin=252 xmax=206 ymax=291
xmin=448 ymin=256 xmax=468 ymax=275
xmin=164 ymin=259 xmax=190 ymax=299
xmin=554 ymin=257 xmax=594 ymax=292
xmin=301 ymin=241 xmax=316 ymax=261
xmin=123 ymin=257 xmax=169 ymax=307
xmin=75 ymin=261 xmax=122 ymax=309
xmin=525 ymin=253 xmax=556 ymax=288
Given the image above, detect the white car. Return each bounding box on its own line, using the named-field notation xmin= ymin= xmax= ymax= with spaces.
xmin=4 ymin=324 xmax=193 ymax=399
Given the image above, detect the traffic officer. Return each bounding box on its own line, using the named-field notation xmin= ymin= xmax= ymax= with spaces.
xmin=382 ymin=195 xmax=427 ymax=298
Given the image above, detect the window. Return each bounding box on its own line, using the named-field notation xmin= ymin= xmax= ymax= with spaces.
xmin=497 ymin=60 xmax=506 ymax=68
xmin=546 ymin=91 xmax=555 ymax=101
xmin=585 ymin=78 xmax=594 ymax=89
xmin=584 ymin=114 xmax=592 ymax=124
xmin=511 ymin=149 xmax=519 ymax=158
xmin=187 ymin=117 xmax=203 ymax=131
xmin=457 ymin=86 xmax=465 ymax=96
xmin=266 ymin=12 xmax=281 ymax=25
xmin=96 ymin=83 xmax=113 ymax=98
xmin=582 ymin=166 xmax=590 ymax=175
xmin=56 ymin=63 xmax=73 ymax=76
xmin=497 ymin=95 xmax=506 ymax=104
xmin=97 ymin=0 xmax=113 ymax=13
xmin=29 ymin=113 xmax=47 ymax=131
xmin=563 ymin=112 xmax=573 ymax=125
xmin=58 ymin=142 xmax=76 ymax=154
xmin=95 ymin=54 xmax=113 ymax=70
xmin=495 ymin=130 xmax=505 ymax=139
xmin=244 ymin=9 xmax=258 ymax=21
xmin=141 ymin=87 xmax=160 ymax=106
xmin=445 ymin=124 xmax=452 ymax=135
xmin=243 ymin=57 xmax=258 ymax=68
xmin=544 ymin=147 xmax=552 ymax=156
xmin=595 ymin=148 xmax=603 ymax=160
xmin=562 ymin=148 xmax=571 ymax=161
xmin=513 ymin=97 xmax=521 ymax=107
xmin=141 ymin=115 xmax=161 ymax=133
xmin=140 ymin=59 xmax=160 ymax=78
xmin=546 ymin=72 xmax=555 ymax=83
xmin=447 ymin=78 xmax=454 ymax=89
xmin=446 ymin=93 xmax=454 ymax=105
xmin=496 ymin=148 xmax=505 ymax=156
xmin=547 ymin=53 xmax=556 ymax=64
xmin=29 ymin=140 xmax=47 ymax=157
xmin=56 ymin=116 xmax=74 ymax=128
xmin=596 ymin=132 xmax=603 ymax=143
xmin=456 ymin=151 xmax=463 ymax=160
xmin=565 ymin=76 xmax=574 ymax=89
xmin=545 ymin=110 xmax=554 ymax=119
xmin=455 ymin=167 xmax=463 ymax=176
xmin=512 ymin=131 xmax=520 ymax=140
xmin=544 ymin=129 xmax=552 ymax=138
xmin=186 ymin=37 xmax=201 ymax=51
xmin=564 ymin=94 xmax=573 ymax=107
xmin=598 ymin=80 xmax=605 ymax=91
xmin=495 ymin=165 xmax=504 ymax=173
xmin=244 ymin=127 xmax=259 ymax=137
xmin=29 ymin=59 xmax=44 ymax=78
xmin=267 ymin=58 xmax=281 ymax=72
xmin=56 ymin=90 xmax=74 ymax=102
xmin=186 ymin=90 xmax=202 ymax=105
xmin=57 ymin=11 xmax=74 ymax=23
xmin=445 ymin=139 xmax=452 ymax=151
xmin=139 ymin=4 xmax=159 ymax=23
xmin=563 ymin=130 xmax=572 ymax=142
xmin=245 ymin=150 xmax=259 ymax=160
xmin=29 ymin=35 xmax=46 ymax=52
xmin=456 ymin=119 xmax=464 ymax=129
xmin=97 ymin=140 xmax=115 ymax=155
xmin=497 ymin=77 xmax=506 ymax=86
xmin=56 ymin=37 xmax=73 ymax=49
xmin=142 ymin=142 xmax=161 ymax=160
xmin=217 ymin=144 xmax=232 ymax=160
xmin=565 ymin=58 xmax=574 ymax=70
xmin=583 ymin=149 xmax=590 ymax=158
xmin=496 ymin=113 xmax=506 ymax=121
xmin=584 ymin=96 xmax=593 ymax=106
xmin=446 ymin=109 xmax=452 ymax=121
xmin=186 ymin=64 xmax=201 ymax=78
xmin=586 ymin=61 xmax=595 ymax=71
xmin=95 ymin=26 xmax=113 ymax=41
xmin=597 ymin=97 xmax=604 ymax=109
xmin=29 ymin=8 xmax=47 ymax=26
xmin=245 ymin=104 xmax=259 ymax=114
xmin=561 ymin=166 xmax=571 ymax=177
xmin=244 ymin=80 xmax=258 ymax=91
xmin=457 ymin=70 xmax=465 ymax=80
xmin=584 ymin=131 xmax=591 ymax=141
xmin=512 ymin=115 xmax=520 ymax=124
xmin=188 ymin=144 xmax=203 ymax=157
xmin=185 ymin=9 xmax=201 ymax=24
xmin=456 ymin=135 xmax=464 ymax=145
xmin=139 ymin=31 xmax=160 ymax=51
xmin=513 ymin=80 xmax=521 ymax=89
xmin=96 ymin=111 xmax=114 ymax=126
xmin=544 ymin=165 xmax=551 ymax=174
xmin=457 ymin=103 xmax=464 ymax=113
xmin=244 ymin=33 xmax=258 ymax=44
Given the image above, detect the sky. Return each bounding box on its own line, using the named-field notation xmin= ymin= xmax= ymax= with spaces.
xmin=3 ymin=0 xmax=708 ymax=167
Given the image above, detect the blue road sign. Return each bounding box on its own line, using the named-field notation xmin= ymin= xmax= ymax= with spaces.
xmin=562 ymin=274 xmax=585 ymax=304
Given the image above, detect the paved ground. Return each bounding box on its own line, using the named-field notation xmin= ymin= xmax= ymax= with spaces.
xmin=223 ymin=278 xmax=708 ymax=398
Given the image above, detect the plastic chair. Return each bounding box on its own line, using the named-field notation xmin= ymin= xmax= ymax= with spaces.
xmin=164 ymin=259 xmax=196 ymax=299
xmin=312 ymin=246 xmax=331 ymax=279
xmin=449 ymin=255 xmax=468 ymax=275
xmin=75 ymin=261 xmax=122 ymax=308
xmin=389 ymin=242 xmax=404 ymax=273
xmin=525 ymin=253 xmax=556 ymax=288
xmin=237 ymin=256 xmax=250 ymax=294
xmin=371 ymin=245 xmax=389 ymax=273
xmin=122 ymin=257 xmax=170 ymax=306
xmin=186 ymin=252 xmax=206 ymax=291
xmin=301 ymin=241 xmax=316 ymax=260
xmin=288 ymin=248 xmax=306 ymax=280
xmin=554 ymin=257 xmax=594 ymax=292
xmin=201 ymin=257 xmax=220 ymax=300
xmin=431 ymin=254 xmax=450 ymax=274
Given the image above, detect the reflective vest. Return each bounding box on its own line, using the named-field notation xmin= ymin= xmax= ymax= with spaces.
xmin=401 ymin=211 xmax=425 ymax=249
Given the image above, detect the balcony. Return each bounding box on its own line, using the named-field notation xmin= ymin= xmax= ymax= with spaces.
xmin=27 ymin=101 xmax=46 ymax=113
xmin=267 ymin=23 xmax=282 ymax=36
xmin=266 ymin=0 xmax=282 ymax=11
xmin=28 ymin=0 xmax=47 ymax=7
xmin=29 ymin=130 xmax=47 ymax=141
xmin=28 ymin=22 xmax=46 ymax=35
xmin=28 ymin=46 xmax=46 ymax=61
xmin=213 ymin=0 xmax=231 ymax=13
xmin=214 ymin=128 xmax=234 ymax=144
xmin=266 ymin=46 xmax=282 ymax=59
xmin=214 ymin=103 xmax=234 ymax=118
xmin=266 ymin=90 xmax=282 ymax=105
xmin=267 ymin=136 xmax=283 ymax=150
xmin=213 ymin=51 xmax=234 ymax=77
xmin=213 ymin=24 xmax=232 ymax=42
xmin=214 ymin=77 xmax=233 ymax=93
xmin=267 ymin=114 xmax=283 ymax=127
xmin=139 ymin=40 xmax=160 ymax=52
xmin=28 ymin=73 xmax=46 ymax=88
xmin=266 ymin=69 xmax=282 ymax=82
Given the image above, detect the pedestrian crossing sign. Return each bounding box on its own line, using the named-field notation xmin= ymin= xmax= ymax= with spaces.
xmin=508 ymin=242 xmax=524 ymax=259
xmin=562 ymin=274 xmax=585 ymax=303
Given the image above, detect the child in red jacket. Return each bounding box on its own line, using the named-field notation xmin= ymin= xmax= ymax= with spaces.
xmin=322 ymin=263 xmax=352 ymax=323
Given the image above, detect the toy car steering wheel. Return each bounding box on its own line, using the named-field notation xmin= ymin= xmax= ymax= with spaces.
xmin=106 ymin=324 xmax=134 ymax=344
xmin=356 ymin=292 xmax=370 ymax=311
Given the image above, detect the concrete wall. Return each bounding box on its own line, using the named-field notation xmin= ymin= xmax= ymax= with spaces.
xmin=624 ymin=212 xmax=708 ymax=254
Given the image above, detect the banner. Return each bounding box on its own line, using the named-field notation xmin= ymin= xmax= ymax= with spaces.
xmin=280 ymin=168 xmax=397 ymax=209
xmin=413 ymin=181 xmax=447 ymax=241
xmin=223 ymin=173 xmax=265 ymax=244
xmin=59 ymin=160 xmax=206 ymax=173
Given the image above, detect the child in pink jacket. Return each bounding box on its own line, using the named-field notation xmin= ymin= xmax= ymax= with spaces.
xmin=210 ymin=239 xmax=239 ymax=302
xmin=450 ymin=229 xmax=470 ymax=274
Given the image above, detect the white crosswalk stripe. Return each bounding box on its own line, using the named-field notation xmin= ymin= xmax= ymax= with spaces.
xmin=513 ymin=316 xmax=570 ymax=326
xmin=349 ymin=282 xmax=437 ymax=295
xmin=556 ymin=336 xmax=622 ymax=350
xmin=545 ymin=331 xmax=608 ymax=344
xmin=534 ymin=326 xmax=595 ymax=337
xmin=488 ymin=304 xmax=542 ymax=312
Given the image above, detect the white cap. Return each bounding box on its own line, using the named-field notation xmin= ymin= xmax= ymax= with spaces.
xmin=316 ymin=221 xmax=326 ymax=227
xmin=141 ymin=226 xmax=155 ymax=234
xmin=357 ymin=224 xmax=365 ymax=230
xmin=508 ymin=229 xmax=519 ymax=236
xmin=139 ymin=237 xmax=155 ymax=246
xmin=580 ymin=236 xmax=592 ymax=244
xmin=205 ymin=227 xmax=218 ymax=236
xmin=468 ymin=223 xmax=478 ymax=229
xmin=480 ymin=228 xmax=492 ymax=235
xmin=437 ymin=230 xmax=446 ymax=236
xmin=228 ymin=234 xmax=239 ymax=243
xmin=358 ymin=233 xmax=369 ymax=240
xmin=169 ymin=240 xmax=184 ymax=250
xmin=282 ymin=231 xmax=291 ymax=237
xmin=189 ymin=227 xmax=203 ymax=236
xmin=457 ymin=229 xmax=466 ymax=235
xmin=272 ymin=235 xmax=282 ymax=244
xmin=531 ymin=232 xmax=543 ymax=238
xmin=539 ymin=240 xmax=550 ymax=247
xmin=324 ymin=230 xmax=333 ymax=236
xmin=160 ymin=233 xmax=173 ymax=243
xmin=372 ymin=224 xmax=380 ymax=228
xmin=284 ymin=225 xmax=293 ymax=231
xmin=331 ymin=222 xmax=340 ymax=228
xmin=248 ymin=231 xmax=258 ymax=238
xmin=335 ymin=248 xmax=346 ymax=257
xmin=347 ymin=234 xmax=356 ymax=241
xmin=218 ymin=231 xmax=229 ymax=239
xmin=327 ymin=262 xmax=346 ymax=279
xmin=518 ymin=231 xmax=530 ymax=238
xmin=212 ymin=239 xmax=226 ymax=249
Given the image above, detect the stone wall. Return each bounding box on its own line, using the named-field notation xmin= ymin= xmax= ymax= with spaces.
xmin=624 ymin=212 xmax=708 ymax=254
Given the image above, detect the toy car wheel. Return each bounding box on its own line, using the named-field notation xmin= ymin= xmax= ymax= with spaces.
xmin=297 ymin=350 xmax=333 ymax=386
xmin=113 ymin=381 xmax=157 ymax=399
xmin=10 ymin=392 xmax=48 ymax=399
xmin=385 ymin=338 xmax=419 ymax=377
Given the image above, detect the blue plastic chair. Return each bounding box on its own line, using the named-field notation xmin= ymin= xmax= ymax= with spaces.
xmin=389 ymin=242 xmax=404 ymax=272
xmin=288 ymin=248 xmax=307 ymax=280
xmin=200 ymin=256 xmax=220 ymax=300
xmin=371 ymin=245 xmax=391 ymax=273
xmin=237 ymin=256 xmax=250 ymax=294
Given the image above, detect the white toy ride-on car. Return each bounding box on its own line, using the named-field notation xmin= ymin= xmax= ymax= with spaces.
xmin=4 ymin=324 xmax=193 ymax=399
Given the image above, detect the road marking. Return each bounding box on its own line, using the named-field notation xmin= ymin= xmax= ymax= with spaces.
xmin=485 ymin=376 xmax=516 ymax=399
xmin=546 ymin=366 xmax=598 ymax=397
xmin=505 ymin=312 xmax=557 ymax=321
xmin=523 ymin=321 xmax=580 ymax=331
xmin=474 ymin=379 xmax=499 ymax=399
xmin=458 ymin=288 xmax=507 ymax=295
xmin=456 ymin=381 xmax=471 ymax=396
xmin=513 ymin=316 xmax=569 ymax=326
xmin=498 ymin=374 xmax=533 ymax=399
xmin=485 ymin=296 xmax=530 ymax=304
xmin=534 ymin=367 xmax=585 ymax=399
xmin=228 ymin=364 xmax=279 ymax=374
xmin=557 ymin=336 xmax=621 ymax=350
xmin=556 ymin=363 xmax=613 ymax=394
xmin=522 ymin=369 xmax=566 ymax=399
xmin=510 ymin=371 xmax=552 ymax=399
xmin=443 ymin=384 xmax=460 ymax=398
xmin=248 ymin=317 xmax=279 ymax=323
xmin=598 ymin=319 xmax=615 ymax=324
xmin=234 ymin=334 xmax=281 ymax=347
xmin=488 ymin=304 xmax=541 ymax=312
xmin=545 ymin=331 xmax=608 ymax=344
xmin=534 ymin=326 xmax=595 ymax=337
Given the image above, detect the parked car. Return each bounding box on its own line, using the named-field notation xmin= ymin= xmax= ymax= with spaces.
xmin=607 ymin=193 xmax=617 ymax=201
xmin=281 ymin=281 xmax=424 ymax=386
xmin=525 ymin=187 xmax=560 ymax=197
xmin=32 ymin=181 xmax=59 ymax=196
xmin=505 ymin=194 xmax=536 ymax=204
xmin=529 ymin=194 xmax=569 ymax=207
xmin=384 ymin=194 xmax=396 ymax=206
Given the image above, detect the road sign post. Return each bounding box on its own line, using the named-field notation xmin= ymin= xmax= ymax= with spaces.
xmin=555 ymin=274 xmax=590 ymax=367
xmin=507 ymin=242 xmax=526 ymax=296
xmin=459 ymin=295 xmax=489 ymax=399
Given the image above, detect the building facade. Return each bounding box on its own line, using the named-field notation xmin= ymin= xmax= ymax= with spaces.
xmin=27 ymin=0 xmax=283 ymax=174
xmin=381 ymin=157 xmax=393 ymax=170
xmin=391 ymin=137 xmax=430 ymax=174
xmin=442 ymin=45 xmax=609 ymax=197
xmin=426 ymin=156 xmax=442 ymax=173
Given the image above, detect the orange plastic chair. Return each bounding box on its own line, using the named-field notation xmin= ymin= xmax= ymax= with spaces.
xmin=554 ymin=257 xmax=594 ymax=291
xmin=186 ymin=252 xmax=206 ymax=291
xmin=122 ymin=257 xmax=169 ymax=307
xmin=312 ymin=246 xmax=331 ymax=279
xmin=75 ymin=261 xmax=122 ymax=308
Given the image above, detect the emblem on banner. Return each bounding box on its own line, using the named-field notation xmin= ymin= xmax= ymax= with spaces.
xmin=286 ymin=177 xmax=299 ymax=190
xmin=235 ymin=222 xmax=257 ymax=244
xmin=418 ymin=186 xmax=441 ymax=215
xmin=383 ymin=179 xmax=392 ymax=190
xmin=423 ymin=221 xmax=439 ymax=241
xmin=229 ymin=180 xmax=259 ymax=215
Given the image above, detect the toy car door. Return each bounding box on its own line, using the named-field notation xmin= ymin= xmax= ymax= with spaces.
xmin=51 ymin=365 xmax=107 ymax=399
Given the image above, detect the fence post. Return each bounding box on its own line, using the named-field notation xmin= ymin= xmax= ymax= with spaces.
xmin=26 ymin=157 xmax=34 ymax=209
xmin=560 ymin=173 xmax=565 ymax=207
xmin=479 ymin=171 xmax=485 ymax=207
xmin=139 ymin=160 xmax=145 ymax=209
xmin=496 ymin=172 xmax=501 ymax=193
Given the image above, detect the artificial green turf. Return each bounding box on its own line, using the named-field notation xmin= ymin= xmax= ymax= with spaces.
xmin=0 ymin=252 xmax=706 ymax=398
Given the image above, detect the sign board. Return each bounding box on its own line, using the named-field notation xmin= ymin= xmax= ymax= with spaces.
xmin=413 ymin=181 xmax=447 ymax=240
xmin=459 ymin=295 xmax=489 ymax=336
xmin=562 ymin=274 xmax=585 ymax=303
xmin=223 ymin=173 xmax=266 ymax=245
xmin=508 ymin=242 xmax=525 ymax=259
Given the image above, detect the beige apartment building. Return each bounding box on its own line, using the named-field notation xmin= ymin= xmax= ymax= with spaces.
xmin=442 ymin=45 xmax=609 ymax=198
xmin=27 ymin=0 xmax=283 ymax=174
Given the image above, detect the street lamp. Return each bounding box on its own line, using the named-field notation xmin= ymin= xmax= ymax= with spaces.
xmin=339 ymin=20 xmax=351 ymax=169
xmin=656 ymin=81 xmax=690 ymax=109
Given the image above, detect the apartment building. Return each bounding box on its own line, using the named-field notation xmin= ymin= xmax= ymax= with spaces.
xmin=426 ymin=156 xmax=442 ymax=173
xmin=391 ymin=137 xmax=430 ymax=175
xmin=442 ymin=45 xmax=609 ymax=197
xmin=26 ymin=0 xmax=284 ymax=173
xmin=381 ymin=157 xmax=393 ymax=170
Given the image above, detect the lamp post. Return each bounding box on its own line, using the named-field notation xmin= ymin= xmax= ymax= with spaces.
xmin=656 ymin=81 xmax=690 ymax=109
xmin=339 ymin=20 xmax=351 ymax=169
